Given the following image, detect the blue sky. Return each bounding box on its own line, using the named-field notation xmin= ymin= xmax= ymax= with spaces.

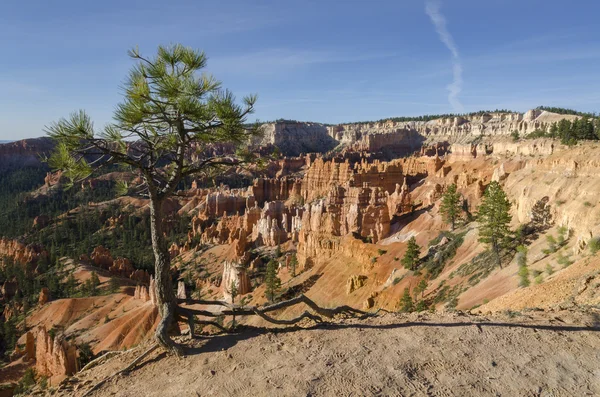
xmin=1 ymin=0 xmax=600 ymax=140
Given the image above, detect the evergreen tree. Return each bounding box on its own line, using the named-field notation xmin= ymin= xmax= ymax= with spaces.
xmin=264 ymin=259 xmax=281 ymax=303
xmin=401 ymin=236 xmax=421 ymax=271
xmin=228 ymin=281 xmax=239 ymax=330
xmin=399 ymin=288 xmax=414 ymax=313
xmin=516 ymin=245 xmax=530 ymax=287
xmin=478 ymin=181 xmax=512 ymax=267
xmin=289 ymin=254 xmax=298 ymax=277
xmin=45 ymin=44 xmax=259 ymax=353
xmin=109 ymin=277 xmax=120 ymax=294
xmin=415 ymin=279 xmax=428 ymax=299
xmin=440 ymin=183 xmax=462 ymax=230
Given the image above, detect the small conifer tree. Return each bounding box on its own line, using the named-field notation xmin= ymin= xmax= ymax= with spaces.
xmin=477 ymin=181 xmax=512 ymax=267
xmin=401 ymin=237 xmax=421 ymax=271
xmin=440 ymin=183 xmax=462 ymax=230
xmin=264 ymin=259 xmax=281 ymax=303
xmin=399 ymin=288 xmax=414 ymax=312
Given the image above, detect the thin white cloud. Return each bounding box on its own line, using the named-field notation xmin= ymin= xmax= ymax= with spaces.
xmin=425 ymin=0 xmax=464 ymax=112
xmin=208 ymin=49 xmax=395 ymax=77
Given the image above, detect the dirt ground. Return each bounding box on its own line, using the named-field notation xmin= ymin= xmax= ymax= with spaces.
xmin=50 ymin=308 xmax=600 ymax=397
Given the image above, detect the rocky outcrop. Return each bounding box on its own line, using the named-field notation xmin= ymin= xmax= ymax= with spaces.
xmin=89 ymin=246 xmax=150 ymax=284
xmin=38 ymin=287 xmax=50 ymax=305
xmin=327 ymin=110 xmax=578 ymax=146
xmin=0 ymin=137 xmax=54 ymax=171
xmin=176 ymin=281 xmax=187 ymax=300
xmin=222 ymin=261 xmax=251 ymax=301
xmin=35 ymin=326 xmax=78 ymax=384
xmin=0 ymin=238 xmax=47 ymax=267
xmin=253 ymin=122 xmax=338 ymax=156
xmin=347 ymin=275 xmax=367 ymax=294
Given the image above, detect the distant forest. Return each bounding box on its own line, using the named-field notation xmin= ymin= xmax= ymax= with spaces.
xmin=247 ymin=106 xmax=597 ymax=127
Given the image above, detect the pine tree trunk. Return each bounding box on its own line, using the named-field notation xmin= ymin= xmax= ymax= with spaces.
xmin=149 ymin=197 xmax=181 ymax=355
xmin=493 ymin=238 xmax=502 ymax=268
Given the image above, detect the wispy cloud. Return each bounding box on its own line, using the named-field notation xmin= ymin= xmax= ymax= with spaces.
xmin=425 ymin=0 xmax=463 ymax=112
xmin=208 ymin=49 xmax=395 ymax=77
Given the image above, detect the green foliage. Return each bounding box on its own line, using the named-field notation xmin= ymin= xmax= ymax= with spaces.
xmin=289 ymin=254 xmax=298 ymax=277
xmin=535 ymin=106 xmax=595 ymax=117
xmin=108 ymin=277 xmax=120 ymax=294
xmin=511 ymin=130 xmax=520 ymax=141
xmin=401 ymin=237 xmax=421 ymax=271
xmin=77 ymin=343 xmax=94 ymax=369
xmin=343 ymin=109 xmax=515 ymax=125
xmin=264 ymin=259 xmax=281 ymax=303
xmin=516 ymin=245 xmax=530 ymax=287
xmin=13 ymin=367 xmax=37 ymax=396
xmin=1 ymin=315 xmax=18 ymax=358
xmin=46 ymin=44 xmax=258 ymax=191
xmin=415 ymin=279 xmax=428 ymax=298
xmin=228 ymin=280 xmax=239 ymax=330
xmin=588 ymin=237 xmax=600 ymax=255
xmin=440 ymin=183 xmax=462 ymax=230
xmin=534 ymin=274 xmax=544 ymax=284
xmin=423 ymin=231 xmax=466 ymax=279
xmin=377 ymin=249 xmax=387 ymax=256
xmin=545 ymin=264 xmax=554 ymax=275
xmin=81 ymin=271 xmax=101 ymax=296
xmin=477 ymin=181 xmax=512 ymax=267
xmin=399 ymin=288 xmax=414 ymax=313
xmin=557 ymin=252 xmax=573 ymax=268
xmin=415 ymin=300 xmax=428 ymax=312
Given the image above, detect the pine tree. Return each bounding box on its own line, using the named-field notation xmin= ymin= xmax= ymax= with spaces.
xmin=228 ymin=281 xmax=239 ymax=330
xmin=516 ymin=245 xmax=529 ymax=287
xmin=109 ymin=277 xmax=120 ymax=294
xmin=264 ymin=259 xmax=281 ymax=303
xmin=478 ymin=181 xmax=512 ymax=267
xmin=401 ymin=236 xmax=421 ymax=271
xmin=440 ymin=183 xmax=462 ymax=230
xmin=89 ymin=272 xmax=100 ymax=295
xmin=45 ymin=44 xmax=260 ymax=353
xmin=289 ymin=254 xmax=298 ymax=277
xmin=399 ymin=288 xmax=414 ymax=313
xmin=415 ymin=279 xmax=428 ymax=299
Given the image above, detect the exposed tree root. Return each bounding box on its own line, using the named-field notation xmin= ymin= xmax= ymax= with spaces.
xmin=80 ymin=294 xmax=380 ymax=395
xmin=177 ymin=293 xmax=378 ymax=333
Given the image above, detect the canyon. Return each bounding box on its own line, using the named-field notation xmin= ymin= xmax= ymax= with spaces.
xmin=1 ymin=109 xmax=600 ymax=395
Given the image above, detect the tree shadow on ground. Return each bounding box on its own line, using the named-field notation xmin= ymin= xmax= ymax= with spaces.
xmin=183 ymin=316 xmax=600 ymax=357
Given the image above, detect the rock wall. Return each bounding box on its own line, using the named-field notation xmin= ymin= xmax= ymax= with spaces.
xmin=0 ymin=137 xmax=54 ymax=171
xmin=254 ymin=122 xmax=338 ymax=156
xmin=35 ymin=326 xmax=78 ymax=385
xmin=327 ymin=110 xmax=579 ymax=146
xmin=0 ymin=238 xmax=47 ymax=267
xmin=221 ymin=261 xmax=251 ymax=301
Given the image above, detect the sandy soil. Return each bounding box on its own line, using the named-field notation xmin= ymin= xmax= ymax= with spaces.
xmin=53 ymin=309 xmax=600 ymax=397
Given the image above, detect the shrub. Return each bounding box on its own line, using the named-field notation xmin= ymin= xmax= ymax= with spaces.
xmin=77 ymin=343 xmax=94 ymax=369
xmin=545 ymin=264 xmax=554 ymax=275
xmin=557 ymin=252 xmax=573 ymax=268
xmin=583 ymin=201 xmax=593 ymax=207
xmin=535 ymin=274 xmax=544 ymax=284
xmin=377 ymin=249 xmax=387 ymax=256
xmin=13 ymin=368 xmax=36 ymax=395
xmin=518 ymin=264 xmax=530 ymax=287
xmin=398 ymin=288 xmax=414 ymax=312
xmin=516 ymin=245 xmax=530 ymax=287
xmin=588 ymin=237 xmax=600 ymax=255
